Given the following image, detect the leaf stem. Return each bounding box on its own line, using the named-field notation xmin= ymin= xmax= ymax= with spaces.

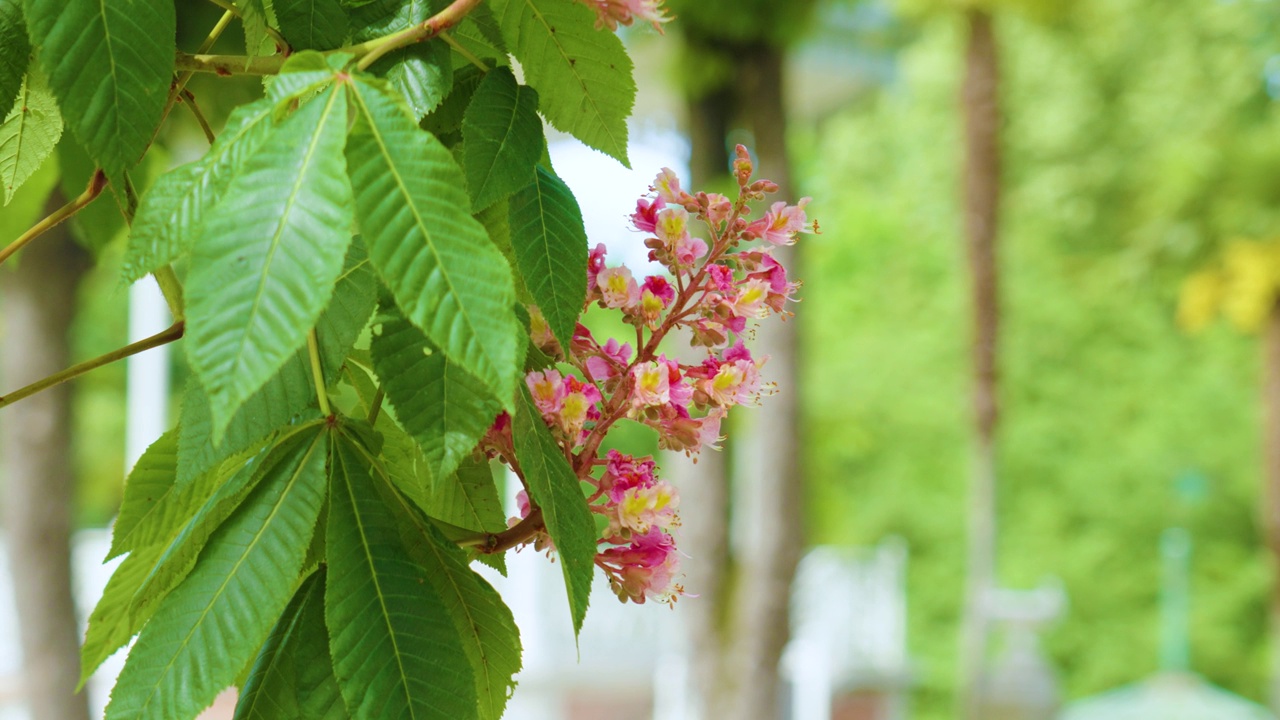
xmin=203 ymin=0 xmax=289 ymax=49
xmin=175 ymin=52 xmax=285 ymax=76
xmin=180 ymin=89 xmax=217 ymax=144
xmin=366 ymin=388 xmax=385 ymax=425
xmin=0 ymin=171 xmax=107 ymax=268
xmin=307 ymin=329 xmax=332 ymax=417
xmin=153 ymin=266 xmax=186 ymax=320
xmin=0 ymin=322 xmax=185 ymax=410
xmin=438 ymin=33 xmax=490 ymax=72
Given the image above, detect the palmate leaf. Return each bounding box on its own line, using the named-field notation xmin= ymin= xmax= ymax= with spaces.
xmin=326 ymin=430 xmax=477 ymax=720
xmin=0 ymin=0 xmax=29 ymax=121
xmin=274 ymin=0 xmax=349 ymax=50
xmin=233 ymin=570 xmax=346 ymax=720
xmin=382 ymin=485 xmax=521 ymax=720
xmin=512 ymin=385 xmax=596 ymax=636
xmin=105 ymin=427 xmax=328 ymax=720
xmin=508 ymin=166 xmax=588 ymax=352
xmin=121 ymin=97 xmax=277 ymax=286
xmin=461 ymin=66 xmax=543 ymax=210
xmin=241 ymin=0 xmax=278 ymax=59
xmin=346 ymin=77 xmax=521 ymax=406
xmin=490 ymin=0 xmax=634 ymax=166
xmin=0 ymin=69 xmax=60 ymax=205
xmin=186 ymin=84 xmax=355 ymax=442
xmin=428 ymin=454 xmax=506 ymax=535
xmin=22 ymin=0 xmax=174 ymax=175
xmin=81 ymin=436 xmax=276 ymax=686
xmin=369 ymin=302 xmax=502 ymax=481
xmin=178 ymin=243 xmax=376 ymax=484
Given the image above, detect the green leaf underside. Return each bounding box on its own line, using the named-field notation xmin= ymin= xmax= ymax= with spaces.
xmin=187 ymin=85 xmax=355 ymax=442
xmin=0 ymin=70 xmax=62 ymax=205
xmin=346 ymin=78 xmax=520 ymax=407
xmin=509 ymin=166 xmax=589 ymax=353
xmin=370 ymin=303 xmax=502 ymax=481
xmin=0 ymin=0 xmax=28 ymax=121
xmin=512 ymin=385 xmax=596 ymax=636
xmin=178 ymin=243 xmax=376 ymax=484
xmin=491 ymin=0 xmax=633 ymax=166
xmin=382 ymin=486 xmax=521 ymax=720
xmin=108 ymin=430 xmax=180 ymax=560
xmin=326 ymin=432 xmax=477 ymax=720
xmin=233 ymin=570 xmax=346 ymax=720
xmin=429 ymin=454 xmax=506 ymax=534
xmin=274 ymin=0 xmax=349 ymax=50
xmin=106 ymin=428 xmax=327 ymax=720
xmin=80 ymin=438 xmax=278 ymax=687
xmin=23 ymin=0 xmax=174 ymax=175
xmin=462 ymin=66 xmax=543 ymax=211
xmin=121 ymin=97 xmax=277 ymax=287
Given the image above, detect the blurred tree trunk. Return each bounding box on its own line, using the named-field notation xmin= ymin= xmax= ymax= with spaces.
xmin=0 ymin=195 xmax=92 ymax=720
xmin=1263 ymin=298 xmax=1280 ymax=712
xmin=722 ymin=41 xmax=803 ymax=720
xmin=674 ymin=31 xmax=802 ymax=720
xmin=958 ymin=8 xmax=1002 ymax=720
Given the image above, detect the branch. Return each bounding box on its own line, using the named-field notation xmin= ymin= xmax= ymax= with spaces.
xmin=175 ymin=0 xmax=484 ymax=76
xmin=0 ymin=171 xmax=107 ymax=268
xmin=180 ymin=89 xmax=217 ymax=144
xmin=475 ymin=508 xmax=545 ymax=554
xmin=0 ymin=322 xmax=185 ymax=410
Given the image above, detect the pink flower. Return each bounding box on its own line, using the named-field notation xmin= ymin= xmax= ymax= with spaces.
xmin=727 ymin=278 xmax=771 ymax=319
xmin=528 ymin=305 xmax=556 ymax=349
xmin=705 ymin=359 xmax=761 ymax=406
xmin=614 ymin=481 xmax=679 ymax=534
xmin=526 ymin=370 xmax=566 ymax=415
xmin=578 ymin=0 xmax=672 ymax=34
xmin=747 ymin=198 xmax=813 ymax=245
xmin=598 ymin=528 xmax=682 ymax=604
xmin=704 ymin=193 xmax=733 ymax=225
xmin=707 ymin=264 xmax=735 ymax=292
xmin=558 ymin=376 xmax=603 ymax=440
xmin=585 ymin=337 xmax=633 ymax=381
xmin=631 ymin=196 xmax=665 ymax=233
xmin=587 ymin=243 xmax=607 ymax=294
xmin=673 ymin=234 xmax=708 ymax=268
xmin=652 ymin=168 xmax=687 ymax=204
xmin=631 ymin=361 xmax=670 ymax=407
xmin=601 ymin=450 xmax=657 ymax=502
xmin=655 ymin=206 xmax=689 ymax=244
xmin=662 ymin=356 xmax=693 ymax=409
xmin=643 ymin=276 xmax=675 ymax=306
xmin=598 ymin=265 xmax=641 ymax=309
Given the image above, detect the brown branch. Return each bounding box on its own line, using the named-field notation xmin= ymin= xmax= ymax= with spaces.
xmin=0 ymin=322 xmax=185 ymax=410
xmin=477 ymin=508 xmax=545 ymax=554
xmin=0 ymin=172 xmax=107 ymax=268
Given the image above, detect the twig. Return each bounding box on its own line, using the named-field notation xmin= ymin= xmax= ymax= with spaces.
xmin=439 ymin=33 xmax=490 ymax=72
xmin=0 ymin=322 xmax=185 ymax=410
xmin=0 ymin=171 xmax=107 ymax=268
xmin=180 ymin=89 xmax=217 ymax=144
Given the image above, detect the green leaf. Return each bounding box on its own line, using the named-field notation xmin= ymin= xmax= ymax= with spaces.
xmin=428 ymin=454 xmax=506 ymax=535
xmin=269 ymin=51 xmax=352 ymax=104
xmin=274 ymin=0 xmax=348 ymax=50
xmin=241 ymin=0 xmax=278 ymax=59
xmin=0 ymin=70 xmax=60 ymax=205
xmin=346 ymin=78 xmax=521 ymax=406
xmin=186 ymin=85 xmax=355 ymax=441
xmin=508 ymin=166 xmax=588 ymax=352
xmin=449 ymin=5 xmax=506 ymax=67
xmin=121 ymin=97 xmax=277 ymax=286
xmin=370 ymin=302 xmax=502 ymax=481
xmin=490 ymin=0 xmax=634 ymax=166
xmin=108 ymin=430 xmax=180 ymax=560
xmin=105 ymin=428 xmax=328 ymax=720
xmin=383 ymin=488 xmax=520 ymax=720
xmin=351 ymin=0 xmax=451 ymax=119
xmin=326 ymin=431 xmax=478 ymax=720
xmin=22 ymin=0 xmax=174 ymax=175
xmin=233 ymin=570 xmax=346 ymax=720
xmin=511 ymin=384 xmax=596 ymax=636
xmin=81 ymin=438 xmax=276 ymax=686
xmin=462 ymin=66 xmax=543 ymax=210
xmin=0 ymin=0 xmax=29 ymax=121
xmin=420 ymin=65 xmax=485 ymax=139
xmin=179 ymin=243 xmax=375 ymax=483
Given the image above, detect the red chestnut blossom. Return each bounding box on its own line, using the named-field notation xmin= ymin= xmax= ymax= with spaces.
xmin=577 ymin=0 xmax=672 ymax=34
xmin=487 ymin=149 xmax=808 ymax=606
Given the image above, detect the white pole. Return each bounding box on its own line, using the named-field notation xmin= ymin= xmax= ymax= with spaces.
xmin=124 ymin=277 xmax=171 ymax=471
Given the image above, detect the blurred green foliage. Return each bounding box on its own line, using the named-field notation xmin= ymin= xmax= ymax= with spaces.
xmin=800 ymin=0 xmax=1280 ymax=714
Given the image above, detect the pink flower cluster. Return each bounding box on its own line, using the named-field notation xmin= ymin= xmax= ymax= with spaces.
xmin=489 ymin=147 xmax=810 ymax=605
xmin=576 ymin=0 xmax=672 ymax=33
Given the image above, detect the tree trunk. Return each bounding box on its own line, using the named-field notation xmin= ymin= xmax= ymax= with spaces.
xmin=1262 ymin=298 xmax=1280 ymax=712
xmin=0 ymin=197 xmax=92 ymax=720
xmin=957 ymin=9 xmax=1002 ymax=720
xmin=722 ymin=41 xmax=803 ymax=720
